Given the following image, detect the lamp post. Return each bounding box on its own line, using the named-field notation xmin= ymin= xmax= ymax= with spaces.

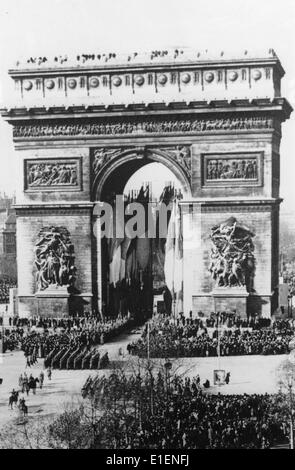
xmin=164 ymin=360 xmax=172 ymax=400
xmin=288 ymin=373 xmax=294 ymax=450
xmin=0 ymin=324 xmax=4 ymax=355
xmin=290 ymin=290 xmax=294 ymax=319
xmin=173 ymin=291 xmax=176 ymax=325
xmin=147 ymin=321 xmax=150 ymax=361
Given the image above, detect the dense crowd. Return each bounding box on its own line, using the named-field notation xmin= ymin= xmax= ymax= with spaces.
xmin=3 ymin=311 xmax=101 ymax=329
xmin=0 ymin=315 xmax=133 ymax=368
xmin=14 ymin=316 xmax=131 ymax=369
xmin=21 ymin=316 xmax=133 ymax=357
xmin=138 ymin=391 xmax=288 ymax=449
xmin=141 ymin=386 xmax=287 ymax=449
xmin=0 ymin=328 xmax=22 ymax=353
xmin=128 ymin=315 xmax=295 ymax=358
xmin=204 ymin=312 xmax=271 ymax=329
xmin=0 ymin=277 xmax=16 ymax=304
xmin=81 ymin=372 xmax=289 ymax=449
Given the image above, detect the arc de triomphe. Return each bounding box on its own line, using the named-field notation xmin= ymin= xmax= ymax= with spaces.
xmin=0 ymin=49 xmax=292 ymax=318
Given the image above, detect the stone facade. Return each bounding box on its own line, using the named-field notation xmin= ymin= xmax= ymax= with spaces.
xmin=0 ymin=197 xmax=17 ymax=280
xmin=0 ymin=49 xmax=292 ymax=318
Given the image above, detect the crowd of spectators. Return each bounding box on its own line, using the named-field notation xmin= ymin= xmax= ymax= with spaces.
xmin=0 ymin=328 xmax=22 ymax=353
xmin=128 ymin=314 xmax=295 ymax=358
xmin=3 ymin=312 xmax=134 ymax=332
xmin=19 ymin=50 xmax=186 ymax=68
xmin=204 ymin=312 xmax=271 ymax=329
xmin=82 ymin=371 xmax=288 ymax=449
xmin=137 ymin=385 xmax=288 ymax=449
xmin=0 ymin=276 xmax=16 ymax=304
xmin=21 ymin=49 xmax=267 ymax=70
xmin=20 ymin=316 xmax=134 ymax=359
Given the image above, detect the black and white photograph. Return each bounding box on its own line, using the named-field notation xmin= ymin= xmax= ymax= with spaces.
xmin=0 ymin=0 xmax=295 ymax=453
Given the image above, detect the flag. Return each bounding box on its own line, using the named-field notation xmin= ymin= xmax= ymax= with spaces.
xmin=164 ymin=201 xmax=176 ymax=293
xmin=136 ymin=185 xmax=153 ymax=272
xmin=119 ymin=185 xmax=146 ymax=282
xmin=108 ymin=196 xmax=124 ymax=287
xmin=164 ymin=199 xmax=183 ymax=314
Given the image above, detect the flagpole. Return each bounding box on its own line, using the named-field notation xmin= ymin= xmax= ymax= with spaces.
xmin=147 ymin=320 xmax=150 ymax=361
xmin=172 ymin=199 xmax=176 ymax=325
xmin=217 ymin=312 xmax=221 ymax=372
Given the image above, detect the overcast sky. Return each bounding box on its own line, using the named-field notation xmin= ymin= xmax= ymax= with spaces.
xmin=0 ymin=0 xmax=294 ymax=212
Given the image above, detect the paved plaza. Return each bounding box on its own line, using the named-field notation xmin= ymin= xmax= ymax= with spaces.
xmin=0 ymin=328 xmax=289 ymax=431
xmin=0 ymin=330 xmax=142 ymax=429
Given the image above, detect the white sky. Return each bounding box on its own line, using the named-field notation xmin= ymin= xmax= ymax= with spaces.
xmin=125 ymin=163 xmax=180 ymax=199
xmin=0 ymin=0 xmax=294 ymax=211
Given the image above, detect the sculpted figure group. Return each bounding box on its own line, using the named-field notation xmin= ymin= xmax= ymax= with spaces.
xmin=34 ymin=227 xmax=76 ymax=291
xmin=27 ymin=162 xmax=78 ymax=188
xmin=93 ymin=148 xmax=124 ymax=174
xmin=209 ymin=217 xmax=255 ymax=289
xmin=206 ymin=158 xmax=258 ymax=180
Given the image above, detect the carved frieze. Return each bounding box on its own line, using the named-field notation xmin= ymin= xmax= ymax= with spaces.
xmin=202 ymin=153 xmax=262 ymax=187
xmin=25 ymin=158 xmax=82 ymax=191
xmin=13 ymin=116 xmax=274 ymax=139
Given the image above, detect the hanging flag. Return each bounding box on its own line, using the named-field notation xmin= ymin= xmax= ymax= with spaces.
xmin=164 ymin=198 xmax=183 ymax=314
xmin=164 ymin=200 xmax=176 ymax=293
xmin=174 ymin=199 xmax=183 ymax=293
xmin=109 ymin=244 xmax=122 ymax=286
xmin=125 ymin=247 xmax=137 ymax=284
xmin=120 ymin=185 xmax=145 ymax=282
xmin=136 ymin=185 xmax=153 ymax=272
xmin=108 ymin=196 xmax=125 ymax=287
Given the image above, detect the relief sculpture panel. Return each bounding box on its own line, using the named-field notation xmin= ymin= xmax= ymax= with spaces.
xmin=203 ymin=153 xmax=262 ymax=187
xmin=25 ymin=158 xmax=82 ymax=191
xmin=209 ymin=217 xmax=255 ymax=291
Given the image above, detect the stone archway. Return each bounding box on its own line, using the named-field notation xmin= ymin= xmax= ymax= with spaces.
xmin=92 ymin=146 xmax=192 ymax=201
xmin=2 ymin=50 xmax=291 ymax=319
xmin=92 ymin=146 xmax=191 ymax=317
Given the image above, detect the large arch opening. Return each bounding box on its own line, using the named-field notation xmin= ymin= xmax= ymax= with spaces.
xmin=94 ymin=152 xmax=189 ymax=321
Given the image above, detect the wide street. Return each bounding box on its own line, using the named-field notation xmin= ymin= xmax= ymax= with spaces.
xmin=0 ymin=330 xmax=142 ymax=430
xmin=0 ymin=328 xmax=289 ymax=431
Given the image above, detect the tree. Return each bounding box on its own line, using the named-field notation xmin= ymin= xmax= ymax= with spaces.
xmin=48 ymin=403 xmax=92 ymax=449
xmin=0 ymin=417 xmax=52 ymax=449
xmin=277 ymin=355 xmax=295 ymax=448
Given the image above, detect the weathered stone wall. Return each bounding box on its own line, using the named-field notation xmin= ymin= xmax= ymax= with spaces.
xmin=13 ymin=125 xmax=281 ymax=318
xmin=191 ymin=204 xmax=275 ymax=316
xmin=15 ymin=146 xmax=91 ymax=204
xmin=16 ymin=208 xmax=93 ymax=317
xmin=191 ymin=134 xmax=274 ymax=199
xmin=2 ymin=51 xmax=291 ymax=319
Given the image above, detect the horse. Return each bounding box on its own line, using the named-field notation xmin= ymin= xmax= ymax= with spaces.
xmin=28 ymin=377 xmax=39 ymax=394
xmin=18 ymin=400 xmax=28 ymax=419
xmin=8 ymin=391 xmax=19 ymax=409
